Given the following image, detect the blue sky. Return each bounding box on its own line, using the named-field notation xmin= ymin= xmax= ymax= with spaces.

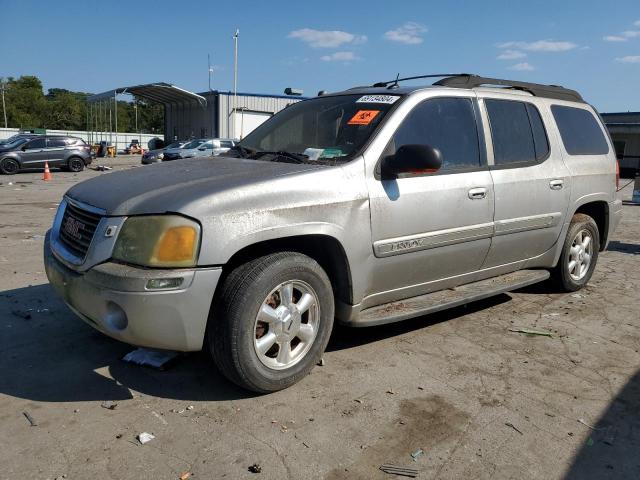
xmin=1 ymin=0 xmax=639 ymax=111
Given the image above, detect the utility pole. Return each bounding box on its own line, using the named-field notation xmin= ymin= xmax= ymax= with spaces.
xmin=208 ymin=53 xmax=213 ymax=91
xmin=233 ymin=29 xmax=239 ymax=139
xmin=0 ymin=80 xmax=7 ymax=129
xmin=134 ymin=102 xmax=138 ymax=132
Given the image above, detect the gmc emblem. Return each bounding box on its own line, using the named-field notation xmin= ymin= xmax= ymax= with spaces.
xmin=63 ymin=216 xmax=85 ymax=240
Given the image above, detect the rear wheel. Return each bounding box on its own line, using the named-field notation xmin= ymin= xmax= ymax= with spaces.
xmin=209 ymin=252 xmax=334 ymax=392
xmin=67 ymin=157 xmax=85 ymax=172
xmin=0 ymin=157 xmax=19 ymax=175
xmin=553 ymin=214 xmax=600 ymax=291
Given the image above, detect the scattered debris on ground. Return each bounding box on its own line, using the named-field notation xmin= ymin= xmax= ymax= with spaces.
xmin=509 ymin=327 xmax=553 ymax=337
xmin=578 ymin=418 xmax=603 ymax=430
xmin=93 ymin=165 xmax=113 ymax=171
xmin=179 ymin=472 xmax=192 ymax=480
xmin=22 ymin=411 xmax=37 ymax=426
xmin=136 ymin=432 xmax=155 ymax=444
xmin=248 ymin=463 xmax=262 ymax=473
xmin=379 ymin=464 xmax=419 ymax=478
xmin=410 ymin=448 xmax=425 ymax=461
xmin=101 ymin=401 xmax=118 ymax=410
xmin=122 ymin=348 xmax=180 ymax=370
xmin=505 ymin=422 xmax=523 ymax=435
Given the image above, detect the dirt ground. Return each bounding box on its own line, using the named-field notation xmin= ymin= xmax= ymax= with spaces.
xmin=1 ymin=157 xmax=639 ymax=480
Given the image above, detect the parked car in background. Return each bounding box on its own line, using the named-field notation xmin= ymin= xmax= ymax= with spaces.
xmin=44 ymin=74 xmax=621 ymax=392
xmin=163 ymin=138 xmax=235 ymax=160
xmin=141 ymin=141 xmax=187 ymax=164
xmin=162 ymin=139 xmax=204 ymax=161
xmin=0 ymin=135 xmax=92 ymax=174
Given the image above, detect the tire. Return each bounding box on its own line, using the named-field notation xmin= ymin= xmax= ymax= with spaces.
xmin=209 ymin=252 xmax=335 ymax=393
xmin=0 ymin=157 xmax=19 ymax=175
xmin=553 ymin=213 xmax=600 ymax=292
xmin=67 ymin=157 xmax=85 ymax=172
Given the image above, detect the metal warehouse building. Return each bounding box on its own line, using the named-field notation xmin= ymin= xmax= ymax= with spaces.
xmin=165 ymin=90 xmax=302 ymax=141
xmin=602 ymin=112 xmax=640 ymax=177
xmin=88 ymin=83 xmax=303 ymax=146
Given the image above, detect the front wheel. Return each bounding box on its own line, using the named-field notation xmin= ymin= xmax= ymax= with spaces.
xmin=553 ymin=214 xmax=600 ymax=292
xmin=209 ymin=252 xmax=334 ymax=392
xmin=67 ymin=157 xmax=85 ymax=172
xmin=0 ymin=157 xmax=19 ymax=175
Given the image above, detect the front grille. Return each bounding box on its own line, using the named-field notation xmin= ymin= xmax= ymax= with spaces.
xmin=58 ymin=202 xmax=102 ymax=259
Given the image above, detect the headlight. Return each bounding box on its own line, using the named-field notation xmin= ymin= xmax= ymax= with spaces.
xmin=112 ymin=215 xmax=201 ymax=267
xmin=157 ymin=153 xmax=164 ymax=159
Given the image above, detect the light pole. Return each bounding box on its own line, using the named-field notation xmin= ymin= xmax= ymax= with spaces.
xmin=208 ymin=53 xmax=213 ymax=92
xmin=233 ymin=29 xmax=239 ymax=139
xmin=134 ymin=102 xmax=138 ymax=132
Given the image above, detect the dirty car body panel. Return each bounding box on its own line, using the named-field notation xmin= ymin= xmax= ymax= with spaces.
xmin=44 ymin=77 xmax=621 ymax=353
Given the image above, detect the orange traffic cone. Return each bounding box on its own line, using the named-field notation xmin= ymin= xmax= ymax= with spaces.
xmin=43 ymin=161 xmax=52 ymax=181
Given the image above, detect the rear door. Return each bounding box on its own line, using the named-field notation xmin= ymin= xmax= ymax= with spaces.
xmin=480 ymin=96 xmax=571 ymax=268
xmin=19 ymin=138 xmax=48 ymax=168
xmin=366 ymin=95 xmax=495 ymax=306
xmin=45 ymin=137 xmax=68 ymax=166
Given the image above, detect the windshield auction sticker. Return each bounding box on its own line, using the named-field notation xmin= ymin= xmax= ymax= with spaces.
xmin=348 ymin=110 xmax=380 ymax=125
xmin=356 ymin=95 xmax=400 ymax=104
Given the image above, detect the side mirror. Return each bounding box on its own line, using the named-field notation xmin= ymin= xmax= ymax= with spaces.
xmin=22 ymin=145 xmax=28 ymax=151
xmin=381 ymin=144 xmax=442 ymax=178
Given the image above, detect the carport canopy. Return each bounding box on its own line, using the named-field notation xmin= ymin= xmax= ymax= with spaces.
xmin=87 ymin=82 xmax=207 ymax=107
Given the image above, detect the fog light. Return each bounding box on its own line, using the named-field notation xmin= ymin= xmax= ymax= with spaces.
xmin=104 ymin=301 xmax=128 ymax=331
xmin=146 ymin=277 xmax=184 ymax=290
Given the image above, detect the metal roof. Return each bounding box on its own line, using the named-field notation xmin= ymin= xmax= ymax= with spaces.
xmin=88 ymin=82 xmax=207 ymax=106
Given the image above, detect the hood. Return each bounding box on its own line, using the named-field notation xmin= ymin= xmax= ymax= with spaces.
xmin=66 ymin=156 xmax=323 ymax=216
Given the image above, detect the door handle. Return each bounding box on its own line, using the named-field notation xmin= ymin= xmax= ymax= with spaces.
xmin=468 ymin=187 xmax=487 ymax=200
xmin=549 ymin=179 xmax=564 ymax=190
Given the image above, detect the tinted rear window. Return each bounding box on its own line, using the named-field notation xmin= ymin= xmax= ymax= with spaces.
xmin=551 ymin=105 xmax=609 ymax=155
xmin=48 ymin=138 xmax=67 ymax=148
xmin=486 ymin=99 xmax=549 ymax=165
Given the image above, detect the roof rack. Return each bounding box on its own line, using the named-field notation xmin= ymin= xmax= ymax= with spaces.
xmin=370 ymin=73 xmax=584 ymax=103
xmin=434 ymin=74 xmax=584 ymax=103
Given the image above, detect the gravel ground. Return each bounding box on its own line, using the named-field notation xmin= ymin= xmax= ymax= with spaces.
xmin=1 ymin=157 xmax=639 ymax=480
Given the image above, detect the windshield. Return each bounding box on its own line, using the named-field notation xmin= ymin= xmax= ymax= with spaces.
xmin=165 ymin=142 xmax=183 ymax=149
xmin=239 ymin=94 xmax=401 ymax=162
xmin=1 ymin=137 xmax=29 ymax=148
xmin=183 ymin=139 xmax=205 ymax=149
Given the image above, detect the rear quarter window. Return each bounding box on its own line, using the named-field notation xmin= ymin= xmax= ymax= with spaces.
xmin=551 ymin=105 xmax=609 ymax=155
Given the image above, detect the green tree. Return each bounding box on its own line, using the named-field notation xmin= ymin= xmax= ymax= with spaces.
xmin=0 ymin=75 xmax=163 ymax=134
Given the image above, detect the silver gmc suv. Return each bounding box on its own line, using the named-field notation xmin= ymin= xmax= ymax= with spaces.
xmin=44 ymin=74 xmax=622 ymax=392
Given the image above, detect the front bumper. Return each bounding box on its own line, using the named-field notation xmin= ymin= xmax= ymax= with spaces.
xmin=44 ymin=232 xmax=222 ymax=351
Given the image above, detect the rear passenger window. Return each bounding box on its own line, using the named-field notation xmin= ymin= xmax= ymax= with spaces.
xmin=486 ymin=99 xmax=549 ymax=165
xmin=389 ymin=97 xmax=481 ymax=171
xmin=47 ymin=138 xmax=67 ymax=148
xmin=551 ymin=105 xmax=609 ymax=155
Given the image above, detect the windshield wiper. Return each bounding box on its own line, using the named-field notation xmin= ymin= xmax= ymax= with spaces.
xmin=251 ymin=150 xmax=310 ymax=163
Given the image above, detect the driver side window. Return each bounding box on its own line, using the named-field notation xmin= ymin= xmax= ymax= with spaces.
xmin=25 ymin=138 xmax=46 ymax=149
xmin=388 ymin=97 xmax=481 ymax=171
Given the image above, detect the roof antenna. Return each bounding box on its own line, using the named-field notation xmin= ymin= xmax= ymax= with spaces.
xmin=388 ymin=73 xmax=400 ymax=90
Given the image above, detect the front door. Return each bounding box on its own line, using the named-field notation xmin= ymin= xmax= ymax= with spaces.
xmin=19 ymin=138 xmax=48 ymax=168
xmin=479 ymin=96 xmax=571 ymax=268
xmin=366 ymin=96 xmax=495 ymax=307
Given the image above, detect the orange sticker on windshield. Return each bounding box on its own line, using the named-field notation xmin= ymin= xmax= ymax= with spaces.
xmin=348 ymin=110 xmax=380 ymax=125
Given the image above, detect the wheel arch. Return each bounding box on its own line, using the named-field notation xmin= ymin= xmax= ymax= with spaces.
xmin=217 ymin=234 xmax=354 ymax=307
xmin=573 ymin=200 xmax=609 ymax=251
